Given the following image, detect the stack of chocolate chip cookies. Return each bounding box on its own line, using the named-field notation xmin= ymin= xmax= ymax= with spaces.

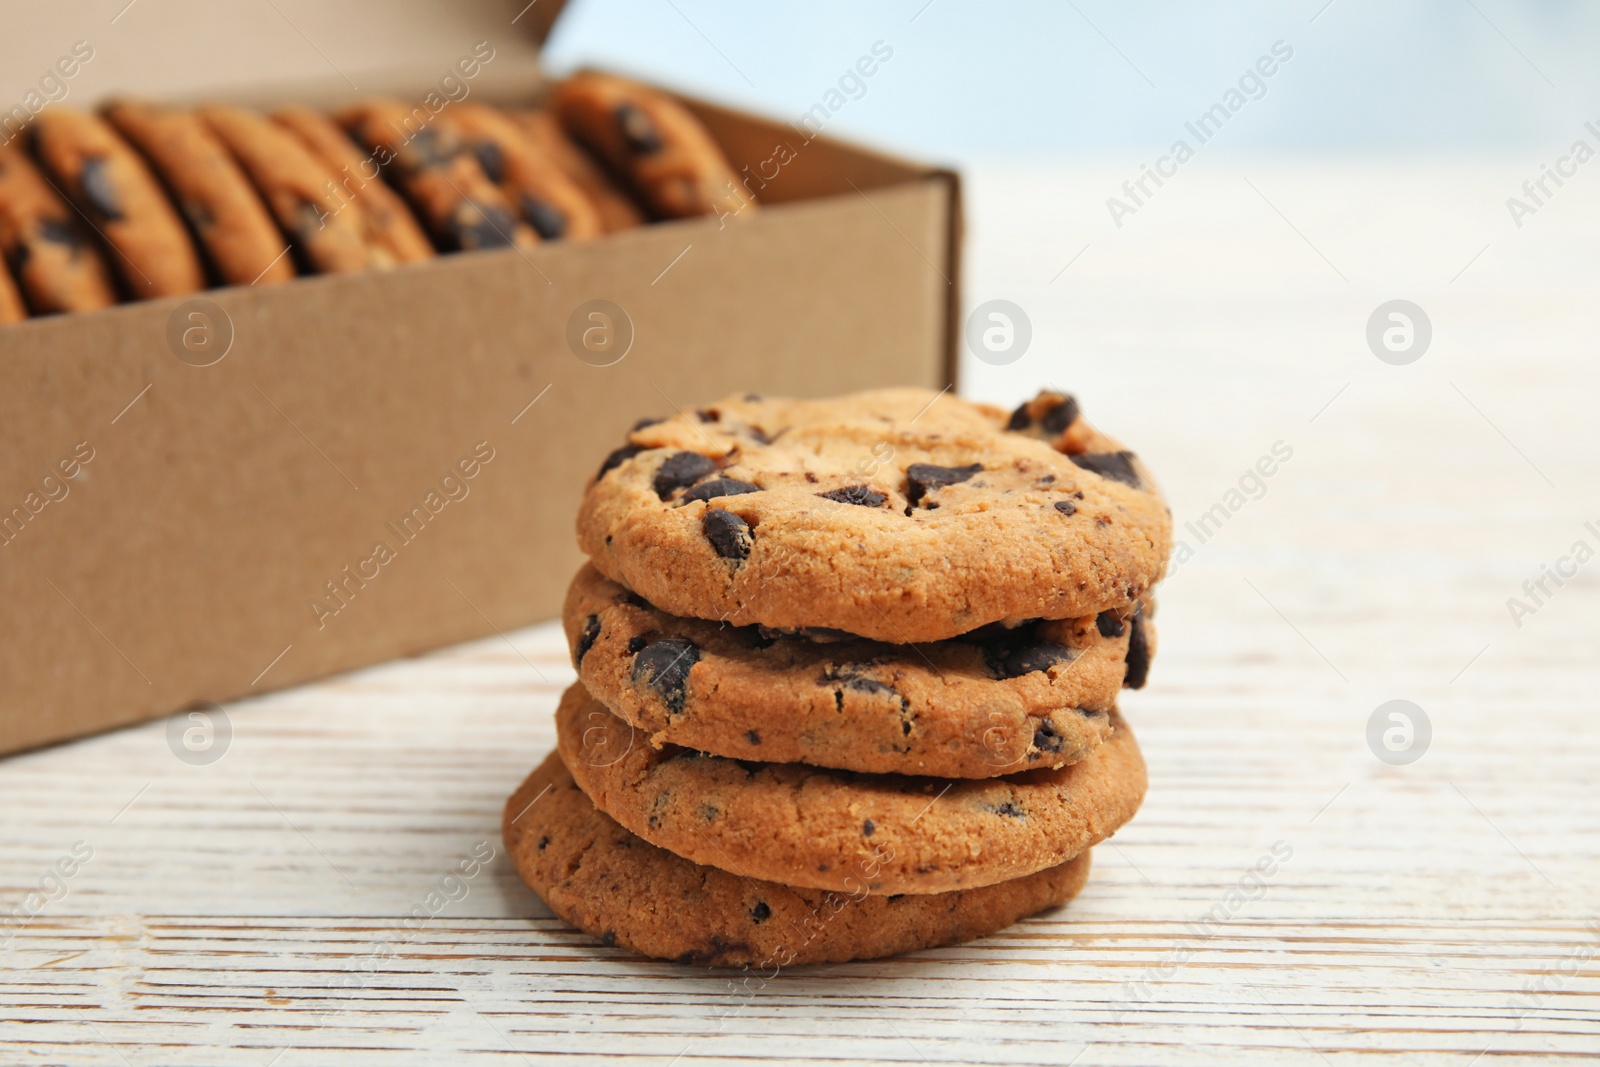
xmin=504 ymin=388 xmax=1173 ymax=967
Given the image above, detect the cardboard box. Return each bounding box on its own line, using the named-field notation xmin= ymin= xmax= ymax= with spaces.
xmin=0 ymin=0 xmax=960 ymax=755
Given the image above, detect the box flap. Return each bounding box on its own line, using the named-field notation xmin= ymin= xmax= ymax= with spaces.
xmin=2 ymin=0 xmax=568 ymax=108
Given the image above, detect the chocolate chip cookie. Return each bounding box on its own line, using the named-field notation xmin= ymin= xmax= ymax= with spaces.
xmin=578 ymin=389 xmax=1172 ymax=644
xmin=451 ymin=103 xmax=603 ymax=241
xmin=514 ymin=109 xmax=645 ymax=233
xmin=32 ymin=108 xmax=204 ymax=298
xmin=271 ymin=105 xmax=435 ymax=267
xmin=566 ymin=564 xmax=1154 ymax=777
xmin=338 ymin=100 xmax=536 ymax=253
xmin=555 ymin=683 xmax=1145 ymax=895
xmin=0 ymin=141 xmax=117 ymax=314
xmin=552 ymin=72 xmax=753 ymax=220
xmin=505 ymin=751 xmax=1094 ymax=967
xmin=106 ymin=100 xmax=295 ymax=286
xmin=201 ymin=105 xmax=376 ymax=274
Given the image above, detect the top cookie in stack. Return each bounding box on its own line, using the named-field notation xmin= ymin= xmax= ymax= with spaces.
xmin=504 ymin=387 xmax=1172 ymax=966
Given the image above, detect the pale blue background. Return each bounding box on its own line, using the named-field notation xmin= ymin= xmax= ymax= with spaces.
xmin=544 ymin=0 xmax=1599 ymax=161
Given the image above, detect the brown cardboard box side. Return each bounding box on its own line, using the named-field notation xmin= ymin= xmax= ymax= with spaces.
xmin=0 ymin=3 xmax=959 ymax=756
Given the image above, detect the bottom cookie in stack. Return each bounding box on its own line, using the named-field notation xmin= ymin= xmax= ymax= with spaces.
xmin=503 ymin=752 xmax=1094 ymax=968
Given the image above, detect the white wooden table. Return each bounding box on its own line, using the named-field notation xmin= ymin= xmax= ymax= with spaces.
xmin=4 ymin=164 xmax=1598 ymax=1065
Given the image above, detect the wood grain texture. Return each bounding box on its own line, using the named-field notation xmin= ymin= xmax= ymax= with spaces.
xmin=3 ymin=163 xmax=1598 ymax=1065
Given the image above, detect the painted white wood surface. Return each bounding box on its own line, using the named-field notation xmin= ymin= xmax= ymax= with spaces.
xmin=3 ymin=163 xmax=1598 ymax=1065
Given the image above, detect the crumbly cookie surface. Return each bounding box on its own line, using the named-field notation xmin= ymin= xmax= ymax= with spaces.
xmin=201 ymin=106 xmax=373 ymax=274
xmin=451 ymin=103 xmax=603 ymax=241
xmin=504 ymin=751 xmax=1093 ymax=967
xmin=33 ymin=108 xmax=204 ymax=298
xmin=106 ymin=100 xmax=295 ymax=286
xmin=577 ymin=388 xmax=1172 ymax=644
xmin=555 ymin=683 xmax=1145 ymax=895
xmin=338 ymin=100 xmax=536 ymax=253
xmin=271 ymin=105 xmax=435 ymax=267
xmin=514 ymin=109 xmax=645 ymax=233
xmin=552 ymin=72 xmax=752 ymax=220
xmin=0 ymin=141 xmax=117 ymax=313
xmin=565 ymin=564 xmax=1154 ymax=777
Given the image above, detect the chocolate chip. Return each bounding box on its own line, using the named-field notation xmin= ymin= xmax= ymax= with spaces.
xmin=1006 ymin=403 xmax=1031 ymax=431
xmin=617 ymin=589 xmax=649 ymax=609
xmin=1071 ymin=451 xmax=1142 ymax=489
xmin=1054 ymin=500 xmax=1077 ymax=516
xmin=702 ymin=508 xmax=752 ymax=560
xmin=536 ymin=835 xmax=549 ymax=851
xmin=1096 ymin=611 xmax=1125 ymax=638
xmin=407 ymin=128 xmax=456 ymax=168
xmin=682 ymin=478 xmax=760 ymax=504
xmin=1041 ymin=395 xmax=1080 ymax=435
xmin=615 ymin=104 xmax=663 ymax=154
xmin=987 ymin=801 xmax=1027 ymax=819
xmin=632 ymin=417 xmax=663 ymax=431
xmin=631 ymin=637 xmax=699 ymax=713
xmin=36 ymin=218 xmax=83 ymax=250
xmin=626 ymin=635 xmax=649 ymax=654
xmin=699 ymin=802 xmax=720 ymax=821
xmin=696 ymin=408 xmax=720 ymax=422
xmin=818 ymin=485 xmax=887 ymax=508
xmin=1125 ymin=607 xmax=1151 ymax=689
xmin=1033 ymin=721 xmax=1064 ymax=754
xmin=471 ymin=140 xmax=506 ymax=183
xmin=447 ymin=201 xmax=517 ymax=250
xmin=905 ymin=462 xmax=981 ymax=506
xmin=574 ymin=614 xmax=601 ymax=666
xmin=749 ymin=901 xmax=771 ymax=924
xmin=654 ymin=452 xmax=716 ymax=499
xmin=745 ymin=730 xmax=761 ymax=746
xmin=597 ymin=444 xmax=641 ymax=480
xmin=78 ymin=156 xmax=122 ymax=221
xmin=985 ymin=637 xmax=1075 ymax=679
xmin=519 ymin=193 xmax=567 ymax=240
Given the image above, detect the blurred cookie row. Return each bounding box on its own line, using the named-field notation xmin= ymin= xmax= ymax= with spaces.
xmin=0 ymin=72 xmax=754 ymax=323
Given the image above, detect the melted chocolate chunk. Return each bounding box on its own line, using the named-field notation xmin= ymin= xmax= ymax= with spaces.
xmin=471 ymin=140 xmax=506 ymax=184
xmin=1006 ymin=403 xmax=1031 ymax=431
xmin=749 ymin=901 xmax=771 ymax=924
xmin=862 ymin=819 xmax=876 ymax=836
xmin=1041 ymin=395 xmax=1080 ymax=435
xmin=702 ymin=508 xmax=752 ymax=560
xmin=818 ymin=485 xmax=887 ymax=508
xmin=1096 ymin=611 xmax=1125 ymax=638
xmin=1124 ymin=607 xmax=1151 ymax=689
xmin=905 ymin=462 xmax=981 ymax=506
xmin=682 ymin=478 xmax=760 ymax=504
xmin=987 ymin=801 xmax=1027 ymax=819
xmin=1071 ymin=451 xmax=1142 ymax=489
xmin=448 ymin=202 xmax=517 ymax=250
xmin=406 ymin=128 xmax=456 ymax=168
xmin=615 ymin=103 xmax=663 ymax=154
xmin=631 ymin=637 xmax=699 ymax=713
xmin=1033 ymin=720 xmax=1065 ymax=754
xmin=519 ymin=193 xmax=567 ymax=240
xmin=653 ymin=451 xmax=716 ymax=499
xmin=36 ymin=218 xmax=83 ymax=250
xmin=574 ymin=614 xmax=601 ymax=666
xmin=985 ymin=635 xmax=1075 ymax=679
xmin=745 ymin=730 xmax=761 ymax=746
xmin=597 ymin=444 xmax=641 ymax=480
xmin=78 ymin=157 xmax=122 ymax=221
xmin=1054 ymin=500 xmax=1077 ymax=516
xmin=626 ymin=635 xmax=649 ymax=654
xmin=536 ymin=835 xmax=550 ymax=851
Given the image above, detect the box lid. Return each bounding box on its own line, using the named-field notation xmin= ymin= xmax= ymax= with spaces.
xmin=2 ymin=0 xmax=569 ymax=110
